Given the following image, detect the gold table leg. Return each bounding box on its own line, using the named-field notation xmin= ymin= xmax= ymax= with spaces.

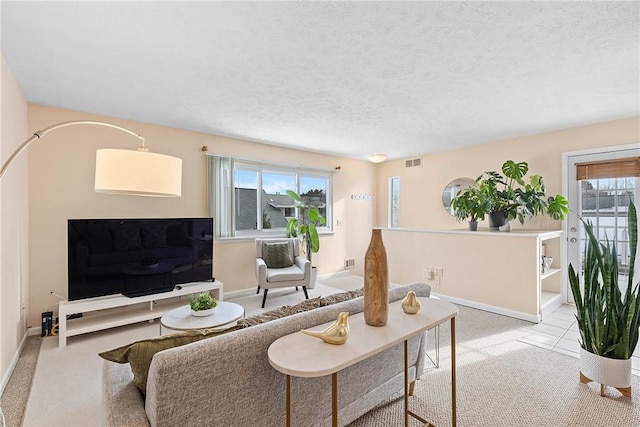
xmin=332 ymin=372 xmax=338 ymax=427
xmin=405 ymin=339 xmax=434 ymax=427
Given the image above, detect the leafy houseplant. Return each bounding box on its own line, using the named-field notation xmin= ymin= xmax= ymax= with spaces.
xmin=477 ymin=160 xmax=569 ymax=228
xmin=285 ymin=190 xmax=327 ymax=264
xmin=190 ymin=292 xmax=218 ymax=316
xmin=450 ymin=185 xmax=492 ymax=231
xmin=569 ymin=201 xmax=639 ymax=396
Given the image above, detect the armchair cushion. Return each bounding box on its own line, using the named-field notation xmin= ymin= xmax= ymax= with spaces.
xmin=266 ymin=264 xmax=305 ymax=282
xmin=262 ymin=241 xmax=294 ymax=268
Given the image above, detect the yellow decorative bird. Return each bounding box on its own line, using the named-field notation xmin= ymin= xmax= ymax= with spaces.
xmin=301 ymin=312 xmax=350 ymax=345
xmin=401 ymin=291 xmax=421 ymax=314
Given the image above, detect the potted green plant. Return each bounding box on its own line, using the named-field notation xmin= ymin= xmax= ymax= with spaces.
xmin=285 ymin=189 xmax=327 ymax=288
xmin=190 ymin=292 xmax=218 ymax=317
xmin=476 ymin=160 xmax=569 ymax=230
xmin=568 ymin=200 xmax=639 ymax=397
xmin=450 ymin=185 xmax=491 ymax=231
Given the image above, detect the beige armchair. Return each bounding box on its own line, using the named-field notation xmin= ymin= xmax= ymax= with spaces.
xmin=255 ymin=238 xmax=311 ymax=308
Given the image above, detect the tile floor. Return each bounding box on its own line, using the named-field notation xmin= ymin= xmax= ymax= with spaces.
xmin=518 ymin=304 xmax=640 ymax=376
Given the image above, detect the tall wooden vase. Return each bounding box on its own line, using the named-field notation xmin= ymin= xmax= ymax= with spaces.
xmin=364 ymin=229 xmax=389 ymax=326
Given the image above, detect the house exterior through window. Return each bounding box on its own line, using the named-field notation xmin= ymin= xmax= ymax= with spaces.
xmin=208 ymin=155 xmax=333 ymax=238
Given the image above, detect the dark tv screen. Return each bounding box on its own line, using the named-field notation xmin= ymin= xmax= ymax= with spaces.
xmin=68 ymin=218 xmax=213 ymax=300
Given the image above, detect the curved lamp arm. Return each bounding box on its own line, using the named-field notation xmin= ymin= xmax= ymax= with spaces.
xmin=0 ymin=120 xmax=146 ymax=181
xmin=0 ymin=120 xmax=182 ymax=197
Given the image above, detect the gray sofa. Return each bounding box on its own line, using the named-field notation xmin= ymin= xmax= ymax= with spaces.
xmin=102 ymin=282 xmax=431 ymax=427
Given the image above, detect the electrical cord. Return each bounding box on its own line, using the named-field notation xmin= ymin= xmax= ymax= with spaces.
xmin=39 ymin=321 xmax=59 ymax=338
xmin=1 ymin=404 xmax=6 ymax=427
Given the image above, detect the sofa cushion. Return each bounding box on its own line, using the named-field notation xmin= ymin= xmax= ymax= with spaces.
xmin=99 ymin=325 xmax=240 ymax=395
xmin=320 ymin=288 xmax=365 ymax=306
xmin=237 ymin=297 xmax=321 ymax=328
xmin=262 ymin=241 xmax=293 ymax=268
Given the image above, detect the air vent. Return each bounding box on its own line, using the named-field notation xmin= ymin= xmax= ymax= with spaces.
xmin=344 ymin=259 xmax=355 ymax=269
xmin=405 ymin=158 xmax=422 ymax=168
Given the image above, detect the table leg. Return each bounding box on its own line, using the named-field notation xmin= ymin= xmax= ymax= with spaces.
xmin=332 ymin=372 xmax=338 ymax=427
xmin=286 ymin=375 xmax=291 ymax=427
xmin=451 ymin=317 xmax=457 ymax=427
xmin=404 ymin=340 xmax=409 ymax=427
xmin=405 ymin=338 xmax=432 ymax=426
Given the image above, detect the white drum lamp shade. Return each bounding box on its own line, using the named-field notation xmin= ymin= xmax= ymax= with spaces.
xmin=0 ymin=121 xmax=183 ymax=198
xmin=95 ymin=149 xmax=182 ymax=197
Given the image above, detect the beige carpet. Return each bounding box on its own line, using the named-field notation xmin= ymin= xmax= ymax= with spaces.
xmin=349 ymin=305 xmax=640 ymax=426
xmin=0 ymin=336 xmax=41 ymax=427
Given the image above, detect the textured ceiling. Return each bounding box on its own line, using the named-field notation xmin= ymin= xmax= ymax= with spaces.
xmin=2 ymin=1 xmax=639 ymax=161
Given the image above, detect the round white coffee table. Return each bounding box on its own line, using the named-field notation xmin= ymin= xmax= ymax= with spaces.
xmin=161 ymin=301 xmax=245 ymax=332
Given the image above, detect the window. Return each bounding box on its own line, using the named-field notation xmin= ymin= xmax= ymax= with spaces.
xmin=389 ymin=177 xmax=400 ymax=228
xmin=208 ymin=155 xmax=333 ymax=238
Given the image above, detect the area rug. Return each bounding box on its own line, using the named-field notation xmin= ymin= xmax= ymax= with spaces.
xmin=348 ymin=305 xmax=640 ymax=426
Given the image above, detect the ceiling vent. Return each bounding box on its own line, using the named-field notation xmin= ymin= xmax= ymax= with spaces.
xmin=405 ymin=158 xmax=422 ymax=168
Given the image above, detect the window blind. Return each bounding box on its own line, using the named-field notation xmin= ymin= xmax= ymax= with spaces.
xmin=576 ymin=156 xmax=640 ymax=180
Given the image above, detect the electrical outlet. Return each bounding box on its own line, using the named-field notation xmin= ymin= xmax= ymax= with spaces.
xmin=435 ymin=267 xmax=444 ymax=277
xmin=435 ymin=276 xmax=441 ymax=286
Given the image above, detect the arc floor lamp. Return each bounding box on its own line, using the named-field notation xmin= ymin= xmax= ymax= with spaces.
xmin=0 ymin=120 xmax=182 ymax=197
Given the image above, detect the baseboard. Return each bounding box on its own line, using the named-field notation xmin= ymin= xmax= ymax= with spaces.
xmin=318 ymin=270 xmax=352 ymax=279
xmin=431 ymin=292 xmax=540 ymax=323
xmin=0 ymin=330 xmax=28 ymax=397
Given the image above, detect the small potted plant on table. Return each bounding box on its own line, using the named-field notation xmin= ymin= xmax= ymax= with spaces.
xmin=190 ymin=292 xmax=218 ymax=317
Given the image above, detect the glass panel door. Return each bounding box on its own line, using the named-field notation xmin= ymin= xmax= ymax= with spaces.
xmin=566 ymin=148 xmax=640 ymax=303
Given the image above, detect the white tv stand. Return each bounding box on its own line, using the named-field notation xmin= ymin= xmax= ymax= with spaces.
xmin=58 ymin=281 xmax=222 ymax=347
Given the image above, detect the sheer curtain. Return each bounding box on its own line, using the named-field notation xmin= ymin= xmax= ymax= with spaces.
xmin=208 ymin=155 xmax=235 ymax=238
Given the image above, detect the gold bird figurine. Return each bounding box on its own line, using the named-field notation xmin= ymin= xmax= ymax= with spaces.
xmin=402 ymin=291 xmax=421 ymax=314
xmin=301 ymin=312 xmax=350 ymax=345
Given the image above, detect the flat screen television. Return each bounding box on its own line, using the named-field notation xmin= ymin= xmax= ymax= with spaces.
xmin=68 ymin=218 xmax=214 ymax=300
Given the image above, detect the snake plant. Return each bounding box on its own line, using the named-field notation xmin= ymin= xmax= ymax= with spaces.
xmin=568 ymin=200 xmax=639 ymax=359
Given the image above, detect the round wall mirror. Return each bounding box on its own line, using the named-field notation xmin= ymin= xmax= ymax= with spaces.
xmin=442 ymin=178 xmax=476 ymax=216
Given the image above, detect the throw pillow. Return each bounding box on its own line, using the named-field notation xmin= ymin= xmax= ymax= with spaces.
xmin=237 ymin=297 xmax=321 ymax=328
xmin=319 ymin=288 xmax=364 ymax=307
xmin=262 ymin=242 xmax=294 ymax=268
xmin=99 ymin=325 xmax=240 ymax=395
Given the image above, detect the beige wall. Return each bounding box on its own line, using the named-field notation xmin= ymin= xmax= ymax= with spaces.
xmin=27 ymin=105 xmax=377 ymax=327
xmin=1 ymin=55 xmax=29 ymax=391
xmin=376 ymin=116 xmax=640 ymax=231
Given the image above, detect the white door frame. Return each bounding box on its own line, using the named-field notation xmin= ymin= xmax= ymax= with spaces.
xmin=561 ymin=143 xmax=640 ymax=303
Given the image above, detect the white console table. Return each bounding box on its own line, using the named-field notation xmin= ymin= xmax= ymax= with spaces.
xmin=268 ymin=297 xmax=458 ymax=427
xmin=58 ymin=281 xmax=222 ymax=347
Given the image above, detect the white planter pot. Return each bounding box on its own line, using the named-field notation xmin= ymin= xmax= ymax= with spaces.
xmin=191 ymin=307 xmax=216 ymax=317
xmin=307 ymin=266 xmax=317 ymax=290
xmin=580 ymin=348 xmax=632 ymax=397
